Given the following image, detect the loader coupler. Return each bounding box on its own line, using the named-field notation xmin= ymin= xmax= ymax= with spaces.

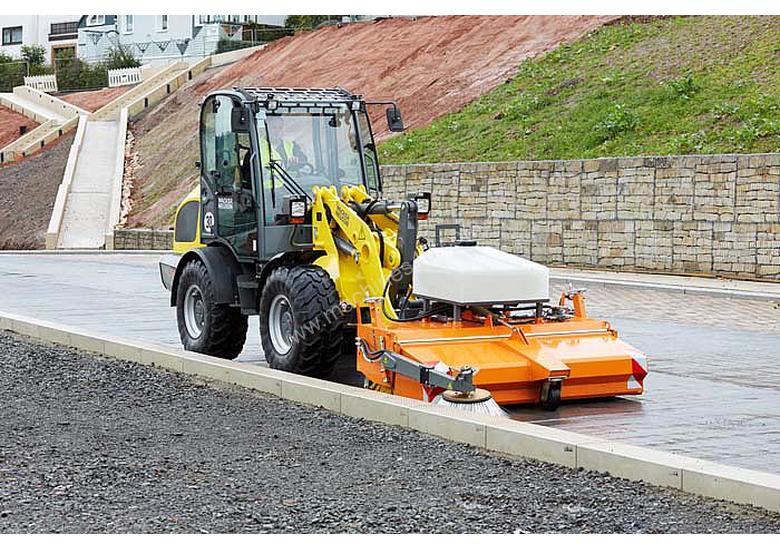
xmin=357 ymin=310 xmax=648 ymax=407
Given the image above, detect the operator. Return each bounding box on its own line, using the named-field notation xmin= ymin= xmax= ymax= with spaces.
xmin=266 ymin=116 xmax=309 ymax=173
xmin=241 ymin=116 xmax=310 ymax=188
xmin=250 ymin=117 xmax=312 ymax=223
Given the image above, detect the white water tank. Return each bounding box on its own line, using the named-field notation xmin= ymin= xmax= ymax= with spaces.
xmin=412 ymin=246 xmax=549 ymax=304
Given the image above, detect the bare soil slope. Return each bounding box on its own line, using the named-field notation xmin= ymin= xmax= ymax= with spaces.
xmin=0 ymin=132 xmax=73 ymax=249
xmin=0 ymin=106 xmax=39 ymax=150
xmin=127 ymin=15 xmax=615 ymax=227
xmin=60 ymin=86 xmax=132 ymax=112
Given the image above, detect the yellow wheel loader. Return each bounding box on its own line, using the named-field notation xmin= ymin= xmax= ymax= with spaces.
xmin=160 ymin=87 xmax=647 ymax=413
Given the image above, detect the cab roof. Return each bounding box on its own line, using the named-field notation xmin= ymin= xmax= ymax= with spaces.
xmin=234 ymin=87 xmax=361 ymax=106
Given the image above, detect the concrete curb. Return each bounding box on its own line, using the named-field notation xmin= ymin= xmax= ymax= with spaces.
xmin=1 ymin=309 xmax=779 ymax=513
xmin=104 ymin=107 xmax=129 ymax=250
xmin=210 ymin=44 xmax=267 ymax=68
xmin=12 ymin=85 xmax=89 ymax=119
xmin=44 ymin=115 xmax=88 ymax=250
xmin=0 ymin=249 xmax=161 ymax=255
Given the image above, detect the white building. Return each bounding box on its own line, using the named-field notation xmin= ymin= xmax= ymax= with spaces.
xmin=77 ymin=15 xmax=286 ymax=66
xmin=0 ymin=15 xmax=80 ymax=63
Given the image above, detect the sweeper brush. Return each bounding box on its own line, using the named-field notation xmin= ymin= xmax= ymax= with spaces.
xmin=160 ymin=87 xmax=648 ymax=418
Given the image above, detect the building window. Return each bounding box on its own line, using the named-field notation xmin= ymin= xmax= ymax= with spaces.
xmin=86 ymin=15 xmax=105 ymax=27
xmin=157 ymin=15 xmax=169 ymax=31
xmin=2 ymin=26 xmax=22 ymax=46
xmin=123 ymin=15 xmax=134 ymax=34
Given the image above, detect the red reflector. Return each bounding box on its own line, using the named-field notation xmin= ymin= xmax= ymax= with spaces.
xmin=631 ymin=358 xmax=647 ymax=384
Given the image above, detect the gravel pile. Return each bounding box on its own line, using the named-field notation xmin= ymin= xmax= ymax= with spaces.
xmin=1 ymin=330 xmax=778 ymax=533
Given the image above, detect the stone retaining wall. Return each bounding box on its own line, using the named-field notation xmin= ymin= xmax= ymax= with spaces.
xmin=380 ymin=154 xmax=780 ymax=280
xmin=116 ymin=153 xmax=780 ymax=280
xmin=113 ymin=228 xmax=172 ymax=250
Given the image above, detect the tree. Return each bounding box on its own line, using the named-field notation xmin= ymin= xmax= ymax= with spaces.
xmin=21 ymin=45 xmax=46 ymax=68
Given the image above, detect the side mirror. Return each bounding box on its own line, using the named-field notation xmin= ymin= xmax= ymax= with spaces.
xmin=410 ymin=191 xmax=431 ymax=220
xmin=231 ymin=106 xmax=249 ymax=133
xmin=386 ymin=106 xmax=404 ymax=132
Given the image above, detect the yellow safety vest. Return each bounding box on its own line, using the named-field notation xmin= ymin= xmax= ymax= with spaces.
xmin=258 ymin=139 xmax=298 ymax=189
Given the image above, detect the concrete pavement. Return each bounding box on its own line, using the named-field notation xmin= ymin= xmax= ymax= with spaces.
xmin=0 ymin=253 xmax=777 ymax=474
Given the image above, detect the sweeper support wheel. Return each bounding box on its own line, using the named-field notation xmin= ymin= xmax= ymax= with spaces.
xmin=540 ymin=381 xmax=562 ymax=411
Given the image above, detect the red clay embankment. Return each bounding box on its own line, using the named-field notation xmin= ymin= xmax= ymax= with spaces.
xmin=0 ymin=105 xmax=39 ymax=150
xmin=214 ymin=15 xmax=617 ymax=136
xmin=127 ymin=15 xmax=616 ymax=227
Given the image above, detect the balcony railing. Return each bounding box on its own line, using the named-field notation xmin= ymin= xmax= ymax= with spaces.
xmin=49 ymin=21 xmax=79 ymax=40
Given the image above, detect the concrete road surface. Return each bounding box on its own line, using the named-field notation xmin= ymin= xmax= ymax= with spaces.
xmin=1 ymin=253 xmax=778 ymax=474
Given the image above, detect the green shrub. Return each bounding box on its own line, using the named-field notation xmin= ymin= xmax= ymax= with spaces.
xmin=55 ymin=54 xmax=107 ymax=91
xmin=105 ymin=45 xmax=140 ymax=70
xmin=215 ymin=39 xmax=257 ymax=54
xmin=596 ymin=104 xmax=639 ymax=141
xmin=284 ymin=15 xmax=344 ymax=30
xmin=0 ymin=52 xmax=26 ymax=92
xmin=242 ymin=23 xmax=294 ymax=43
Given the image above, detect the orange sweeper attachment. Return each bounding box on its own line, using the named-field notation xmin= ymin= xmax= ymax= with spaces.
xmin=356 ymin=242 xmax=648 ymax=413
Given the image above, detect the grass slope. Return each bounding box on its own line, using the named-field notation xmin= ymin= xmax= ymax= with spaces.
xmin=379 ymin=16 xmax=780 ymax=164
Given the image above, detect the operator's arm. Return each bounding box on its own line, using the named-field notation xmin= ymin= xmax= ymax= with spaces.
xmin=290 ymin=142 xmax=309 ymax=166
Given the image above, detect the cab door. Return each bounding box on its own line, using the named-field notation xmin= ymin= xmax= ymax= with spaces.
xmin=199 ymin=94 xmax=259 ymax=258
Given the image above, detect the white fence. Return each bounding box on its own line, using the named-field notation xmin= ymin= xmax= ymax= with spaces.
xmin=23 ymin=74 xmax=57 ymax=93
xmin=108 ymin=67 xmax=142 ymax=88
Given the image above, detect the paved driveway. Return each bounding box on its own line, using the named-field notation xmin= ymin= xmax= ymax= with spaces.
xmin=0 ymin=253 xmax=778 ymax=473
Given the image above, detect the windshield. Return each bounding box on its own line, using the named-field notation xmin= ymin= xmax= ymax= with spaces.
xmin=257 ymin=106 xmax=380 ymax=224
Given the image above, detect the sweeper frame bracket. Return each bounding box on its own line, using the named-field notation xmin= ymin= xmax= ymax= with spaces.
xmin=359 ymin=341 xmax=477 ymax=394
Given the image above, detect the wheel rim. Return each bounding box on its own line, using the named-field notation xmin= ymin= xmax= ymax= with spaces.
xmin=269 ymin=294 xmax=295 ymax=355
xmin=183 ymin=284 xmax=206 ymax=339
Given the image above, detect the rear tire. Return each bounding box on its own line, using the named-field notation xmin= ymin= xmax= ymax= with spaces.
xmin=176 ymin=260 xmax=247 ymax=359
xmin=259 ymin=265 xmax=343 ymax=378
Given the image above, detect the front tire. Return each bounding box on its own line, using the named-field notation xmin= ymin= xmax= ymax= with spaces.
xmin=259 ymin=265 xmax=343 ymax=378
xmin=176 ymin=260 xmax=247 ymax=359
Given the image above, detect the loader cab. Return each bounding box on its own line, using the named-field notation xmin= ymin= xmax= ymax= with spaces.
xmin=196 ymin=87 xmax=397 ymax=262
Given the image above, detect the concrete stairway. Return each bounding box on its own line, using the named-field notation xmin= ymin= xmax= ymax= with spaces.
xmin=0 ymin=85 xmax=88 ymax=164
xmin=56 ymin=120 xmax=119 ymax=249
xmin=0 ymin=86 xmax=85 ymax=123
xmin=51 ymin=61 xmax=194 ymax=249
xmin=91 ymin=62 xmax=187 ymax=121
xmin=0 ymin=92 xmax=70 ymax=123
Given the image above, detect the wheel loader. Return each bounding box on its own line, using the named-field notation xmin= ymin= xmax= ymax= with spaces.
xmin=159 ymin=86 xmax=647 ymax=412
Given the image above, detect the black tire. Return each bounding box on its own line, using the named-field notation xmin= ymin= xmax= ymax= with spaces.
xmin=541 ymin=383 xmax=562 ymax=411
xmin=259 ymin=265 xmax=343 ymax=378
xmin=176 ymin=260 xmax=247 ymax=359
